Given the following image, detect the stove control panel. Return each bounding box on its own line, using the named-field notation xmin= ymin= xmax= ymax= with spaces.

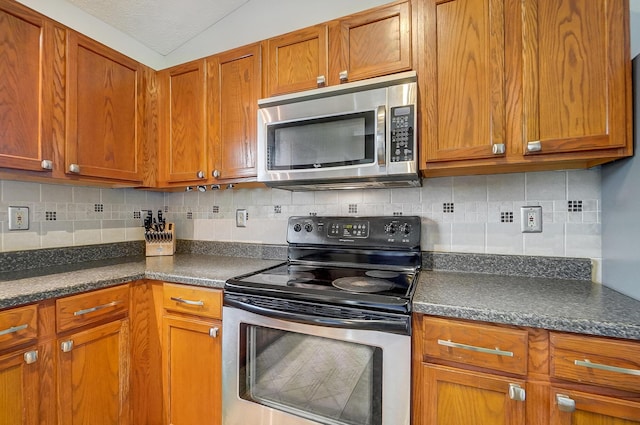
xmin=287 ymin=216 xmax=421 ymax=248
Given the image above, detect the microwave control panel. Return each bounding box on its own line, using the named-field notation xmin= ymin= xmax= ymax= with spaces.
xmin=390 ymin=105 xmax=415 ymax=163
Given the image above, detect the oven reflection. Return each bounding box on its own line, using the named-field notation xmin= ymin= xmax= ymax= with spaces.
xmin=239 ymin=324 xmax=382 ymax=425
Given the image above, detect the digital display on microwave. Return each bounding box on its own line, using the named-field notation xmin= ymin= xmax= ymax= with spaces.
xmin=267 ymin=111 xmax=376 ymax=170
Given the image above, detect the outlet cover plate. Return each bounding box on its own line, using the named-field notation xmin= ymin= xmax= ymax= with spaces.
xmin=521 ymin=206 xmax=542 ymax=233
xmin=236 ymin=209 xmax=248 ymax=227
xmin=8 ymin=206 xmax=30 ymax=230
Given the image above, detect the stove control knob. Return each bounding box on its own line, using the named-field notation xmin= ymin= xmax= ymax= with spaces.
xmin=384 ymin=223 xmax=397 ymax=235
xmin=399 ymin=223 xmax=412 ymax=235
xmin=293 ymin=223 xmax=302 ymax=232
xmin=304 ymin=223 xmax=313 ymax=232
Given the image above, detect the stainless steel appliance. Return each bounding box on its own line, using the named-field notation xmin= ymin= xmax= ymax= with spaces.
xmin=256 ymin=72 xmax=419 ymax=190
xmin=222 ymin=215 xmax=422 ymax=425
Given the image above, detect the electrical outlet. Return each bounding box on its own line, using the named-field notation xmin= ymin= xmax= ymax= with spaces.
xmin=236 ymin=209 xmax=248 ymax=227
xmin=521 ymin=206 xmax=542 ymax=233
xmin=8 ymin=206 xmax=29 ymax=230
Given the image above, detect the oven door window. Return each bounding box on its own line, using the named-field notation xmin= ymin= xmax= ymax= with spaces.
xmin=239 ymin=324 xmax=382 ymax=425
xmin=266 ymin=111 xmax=376 ymax=170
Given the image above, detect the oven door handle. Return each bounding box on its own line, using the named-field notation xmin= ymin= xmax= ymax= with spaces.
xmin=225 ymin=297 xmax=409 ymax=334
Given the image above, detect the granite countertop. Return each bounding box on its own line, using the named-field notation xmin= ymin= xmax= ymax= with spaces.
xmin=0 ymin=254 xmax=281 ymax=309
xmin=413 ymin=271 xmax=640 ymax=341
xmin=1 ymin=252 xmax=640 ymax=341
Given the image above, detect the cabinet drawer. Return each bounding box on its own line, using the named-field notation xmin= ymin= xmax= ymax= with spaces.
xmin=56 ymin=285 xmax=130 ymax=333
xmin=163 ymin=283 xmax=222 ymax=319
xmin=550 ymin=332 xmax=640 ymax=393
xmin=0 ymin=304 xmax=38 ymax=351
xmin=420 ymin=317 xmax=528 ymax=375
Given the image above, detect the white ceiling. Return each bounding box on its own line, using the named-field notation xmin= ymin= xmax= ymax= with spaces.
xmin=65 ymin=0 xmax=249 ymax=55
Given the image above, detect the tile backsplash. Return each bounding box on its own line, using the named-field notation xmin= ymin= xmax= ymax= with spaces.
xmin=0 ymin=168 xmax=602 ymax=274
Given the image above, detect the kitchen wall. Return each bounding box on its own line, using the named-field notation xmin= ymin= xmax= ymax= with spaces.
xmin=0 ymin=168 xmax=603 ymax=279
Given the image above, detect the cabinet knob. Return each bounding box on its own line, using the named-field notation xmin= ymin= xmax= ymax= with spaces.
xmin=41 ymin=160 xmax=53 ymax=170
xmin=209 ymin=327 xmax=219 ymax=338
xmin=316 ymin=75 xmax=326 ymax=87
xmin=68 ymin=163 xmax=80 ymax=174
xmin=61 ymin=340 xmax=74 ymax=353
xmin=508 ymin=383 xmax=526 ymax=402
xmin=492 ymin=143 xmax=505 ymax=155
xmin=212 ymin=169 xmax=221 ymax=178
xmin=23 ymin=350 xmax=38 ymax=365
xmin=527 ymin=141 xmax=542 ymax=153
xmin=556 ymin=394 xmax=576 ymax=413
xmin=196 ymin=170 xmax=205 ymax=179
xmin=339 ymin=70 xmax=349 ymax=83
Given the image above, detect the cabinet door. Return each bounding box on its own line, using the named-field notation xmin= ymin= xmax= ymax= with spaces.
xmin=0 ymin=346 xmax=40 ymax=425
xmin=328 ymin=1 xmax=412 ymax=85
xmin=159 ymin=60 xmax=208 ymax=184
xmin=551 ymin=388 xmax=640 ymax=425
xmin=521 ymin=0 xmax=630 ymax=156
xmin=417 ymin=364 xmax=525 ymax=425
xmin=66 ymin=32 xmax=143 ymax=182
xmin=265 ymin=25 xmax=328 ymax=96
xmin=0 ymin=2 xmax=56 ymax=173
xmin=57 ymin=319 xmax=130 ymax=425
xmin=163 ymin=315 xmax=221 ymax=425
xmin=207 ymin=44 xmax=261 ymax=181
xmin=421 ymin=0 xmax=506 ymax=163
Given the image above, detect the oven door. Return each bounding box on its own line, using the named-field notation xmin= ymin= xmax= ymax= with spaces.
xmin=222 ymin=305 xmax=410 ymax=425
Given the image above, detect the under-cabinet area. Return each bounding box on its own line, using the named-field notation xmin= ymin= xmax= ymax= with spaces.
xmin=412 ymin=315 xmax=640 ymax=425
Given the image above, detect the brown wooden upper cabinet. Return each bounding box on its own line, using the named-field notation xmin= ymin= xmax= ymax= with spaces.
xmin=419 ymin=0 xmax=632 ymax=176
xmin=65 ymin=32 xmax=145 ymax=183
xmin=207 ymin=44 xmax=261 ymax=182
xmin=158 ymin=60 xmax=209 ymax=185
xmin=264 ymin=0 xmax=412 ymax=97
xmin=0 ymin=2 xmax=57 ymax=174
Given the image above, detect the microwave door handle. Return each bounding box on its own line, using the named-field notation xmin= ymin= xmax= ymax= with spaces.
xmin=376 ymin=105 xmax=386 ymax=166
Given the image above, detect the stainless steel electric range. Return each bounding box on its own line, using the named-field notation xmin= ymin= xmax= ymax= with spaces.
xmin=222 ymin=215 xmax=422 ymax=425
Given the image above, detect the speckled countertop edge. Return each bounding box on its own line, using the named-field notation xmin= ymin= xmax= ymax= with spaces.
xmin=413 ymin=271 xmax=640 ymax=341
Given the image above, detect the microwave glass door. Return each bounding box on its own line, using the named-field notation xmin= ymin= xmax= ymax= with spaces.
xmin=239 ymin=324 xmax=383 ymax=425
xmin=267 ymin=111 xmax=377 ymax=170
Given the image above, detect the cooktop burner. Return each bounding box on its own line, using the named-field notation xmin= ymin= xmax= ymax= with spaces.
xmin=332 ymin=276 xmax=396 ymax=293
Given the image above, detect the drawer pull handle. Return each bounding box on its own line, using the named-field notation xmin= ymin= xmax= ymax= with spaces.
xmin=492 ymin=143 xmax=506 ymax=155
xmin=61 ymin=340 xmax=74 ymax=353
xmin=170 ymin=297 xmax=204 ymax=307
xmin=437 ymin=339 xmax=514 ymax=357
xmin=526 ymin=140 xmax=542 ymax=153
xmin=0 ymin=323 xmax=28 ymax=337
xmin=74 ymin=300 xmax=122 ymax=316
xmin=209 ymin=327 xmax=219 ymax=338
xmin=556 ymin=394 xmax=576 ymax=413
xmin=574 ymin=359 xmax=640 ymax=376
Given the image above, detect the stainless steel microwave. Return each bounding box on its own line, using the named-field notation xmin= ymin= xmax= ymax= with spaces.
xmin=257 ymin=71 xmax=420 ymax=190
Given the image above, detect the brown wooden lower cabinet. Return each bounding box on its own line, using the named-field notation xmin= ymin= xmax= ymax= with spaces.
xmin=419 ymin=363 xmax=526 ymax=424
xmin=550 ymin=388 xmax=640 ymax=424
xmin=0 ymin=344 xmax=41 ymax=424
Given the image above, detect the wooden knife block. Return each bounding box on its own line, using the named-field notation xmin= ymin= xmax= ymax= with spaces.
xmin=145 ymin=222 xmax=176 ymax=257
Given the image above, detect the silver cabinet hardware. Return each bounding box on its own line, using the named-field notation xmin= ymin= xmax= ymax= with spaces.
xmin=574 ymin=359 xmax=640 ymax=376
xmin=209 ymin=327 xmax=219 ymax=338
xmin=508 ymin=383 xmax=526 ymax=402
xmin=61 ymin=340 xmax=74 ymax=353
xmin=339 ymin=70 xmax=348 ymax=83
xmin=196 ymin=170 xmax=205 ymax=179
xmin=376 ymin=105 xmax=386 ymax=166
xmin=0 ymin=323 xmax=28 ymax=337
xmin=316 ymin=75 xmax=326 ymax=87
xmin=212 ymin=169 xmax=221 ymax=178
xmin=492 ymin=143 xmax=505 ymax=155
xmin=24 ymin=350 xmax=38 ymax=365
xmin=527 ymin=141 xmax=542 ymax=153
xmin=74 ymin=300 xmax=122 ymax=316
xmin=41 ymin=160 xmax=53 ymax=170
xmin=556 ymin=394 xmax=576 ymax=413
xmin=68 ymin=163 xmax=80 ymax=174
xmin=437 ymin=339 xmax=514 ymax=357
xmin=170 ymin=297 xmax=204 ymax=307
